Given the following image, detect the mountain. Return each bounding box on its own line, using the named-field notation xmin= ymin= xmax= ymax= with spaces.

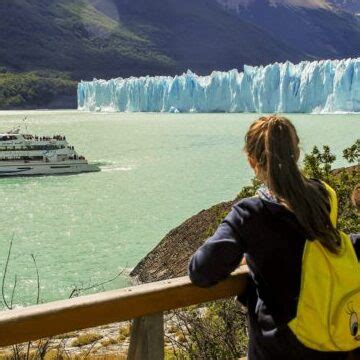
xmin=1 ymin=0 xmax=359 ymax=80
xmin=0 ymin=0 xmax=304 ymax=81
xmin=1 ymin=0 xmax=359 ymax=109
xmin=217 ymin=0 xmax=360 ymax=59
xmin=326 ymin=0 xmax=360 ymax=14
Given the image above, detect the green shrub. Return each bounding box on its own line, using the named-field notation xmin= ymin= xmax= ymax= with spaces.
xmin=168 ymin=300 xmax=248 ymax=360
xmin=0 ymin=71 xmax=77 ymax=109
xmin=303 ymin=141 xmax=359 ymax=233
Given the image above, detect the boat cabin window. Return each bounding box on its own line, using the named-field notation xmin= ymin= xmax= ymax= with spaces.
xmin=0 ymin=135 xmax=17 ymax=141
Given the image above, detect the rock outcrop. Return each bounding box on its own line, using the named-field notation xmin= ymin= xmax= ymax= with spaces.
xmin=130 ymin=199 xmax=237 ymax=283
xmin=131 ymin=165 xmax=359 ymax=284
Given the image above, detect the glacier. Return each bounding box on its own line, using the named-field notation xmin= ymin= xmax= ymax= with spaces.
xmin=77 ymin=58 xmax=360 ymax=113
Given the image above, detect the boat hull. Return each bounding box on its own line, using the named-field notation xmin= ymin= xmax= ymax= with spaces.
xmin=0 ymin=161 xmax=100 ymax=176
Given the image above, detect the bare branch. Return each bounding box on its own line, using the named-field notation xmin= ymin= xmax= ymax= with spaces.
xmin=2 ymin=234 xmax=15 ymax=310
xmin=69 ymin=268 xmax=125 ymax=298
xmin=31 ymin=254 xmax=40 ymax=305
xmin=26 ymin=340 xmax=31 ymax=360
xmin=10 ymin=274 xmax=17 ymax=309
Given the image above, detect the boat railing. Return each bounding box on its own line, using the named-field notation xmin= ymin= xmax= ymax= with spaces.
xmin=0 ymin=145 xmax=66 ymax=151
xmin=0 ymin=266 xmax=248 ymax=359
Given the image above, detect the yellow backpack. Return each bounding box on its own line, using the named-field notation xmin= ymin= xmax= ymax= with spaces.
xmin=288 ymin=182 xmax=360 ymax=351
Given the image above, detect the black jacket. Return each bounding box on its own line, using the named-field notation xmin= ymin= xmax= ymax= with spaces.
xmin=188 ymin=196 xmax=360 ymax=360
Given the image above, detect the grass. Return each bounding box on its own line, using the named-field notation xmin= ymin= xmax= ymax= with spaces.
xmin=100 ymin=337 xmax=119 ymax=347
xmin=54 ymin=331 xmax=79 ymax=340
xmin=118 ymin=324 xmax=131 ymax=342
xmin=71 ymin=332 xmax=103 ymax=347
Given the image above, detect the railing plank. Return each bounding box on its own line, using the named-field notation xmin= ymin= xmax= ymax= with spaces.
xmin=0 ymin=266 xmax=248 ymax=347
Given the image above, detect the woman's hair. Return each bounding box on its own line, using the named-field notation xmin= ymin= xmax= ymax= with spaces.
xmin=244 ymin=115 xmax=341 ymax=254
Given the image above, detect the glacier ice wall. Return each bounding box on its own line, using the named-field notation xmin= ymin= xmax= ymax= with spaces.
xmin=78 ymin=58 xmax=360 ymax=113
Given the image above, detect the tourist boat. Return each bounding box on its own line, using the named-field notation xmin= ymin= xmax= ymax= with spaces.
xmin=0 ymin=128 xmax=100 ymax=176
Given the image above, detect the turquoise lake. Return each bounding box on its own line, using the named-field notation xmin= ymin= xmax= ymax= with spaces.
xmin=0 ymin=111 xmax=358 ymax=307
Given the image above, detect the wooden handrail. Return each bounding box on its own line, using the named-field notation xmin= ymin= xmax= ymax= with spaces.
xmin=0 ymin=266 xmax=248 ymax=347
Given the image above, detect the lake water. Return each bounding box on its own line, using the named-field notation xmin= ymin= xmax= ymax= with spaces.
xmin=0 ymin=111 xmax=358 ymax=307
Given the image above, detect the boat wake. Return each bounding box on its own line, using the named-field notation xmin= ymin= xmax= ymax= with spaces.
xmin=97 ymin=162 xmax=134 ymax=172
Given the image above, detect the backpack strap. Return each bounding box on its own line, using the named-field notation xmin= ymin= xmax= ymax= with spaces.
xmin=321 ymin=181 xmax=338 ymax=227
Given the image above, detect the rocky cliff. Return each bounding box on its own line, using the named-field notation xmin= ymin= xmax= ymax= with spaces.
xmin=131 ymin=165 xmax=359 ymax=283
xmin=130 ymin=199 xmax=237 ymax=283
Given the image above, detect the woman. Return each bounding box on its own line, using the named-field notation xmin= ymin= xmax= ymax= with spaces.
xmin=188 ymin=115 xmax=360 ymax=359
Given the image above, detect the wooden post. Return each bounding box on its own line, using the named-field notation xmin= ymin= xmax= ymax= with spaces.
xmin=127 ymin=312 xmax=164 ymax=360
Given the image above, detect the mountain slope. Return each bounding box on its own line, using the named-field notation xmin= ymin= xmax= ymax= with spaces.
xmin=217 ymin=0 xmax=360 ymax=59
xmin=0 ymin=0 xmax=304 ymax=81
xmin=0 ymin=0 xmax=175 ymax=79
xmin=112 ymin=0 xmax=305 ymax=75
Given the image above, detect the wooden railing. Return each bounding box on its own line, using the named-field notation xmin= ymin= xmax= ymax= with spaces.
xmin=0 ymin=266 xmax=248 ymax=359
